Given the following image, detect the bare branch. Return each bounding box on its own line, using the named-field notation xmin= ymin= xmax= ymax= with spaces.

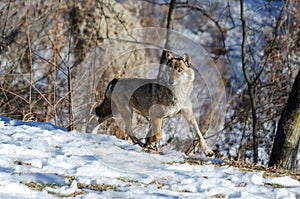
xmin=176 ymin=4 xmax=227 ymax=53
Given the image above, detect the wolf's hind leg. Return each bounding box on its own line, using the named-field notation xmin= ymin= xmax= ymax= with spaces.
xmin=145 ymin=117 xmax=162 ymax=147
xmin=120 ymin=106 xmax=145 ymax=147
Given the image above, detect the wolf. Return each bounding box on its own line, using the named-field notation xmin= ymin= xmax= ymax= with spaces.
xmin=95 ymin=52 xmax=214 ymax=156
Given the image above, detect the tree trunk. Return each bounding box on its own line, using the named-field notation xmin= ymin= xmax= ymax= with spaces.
xmin=158 ymin=0 xmax=176 ymax=79
xmin=240 ymin=0 xmax=259 ymax=163
xmin=269 ymin=69 xmax=300 ymax=169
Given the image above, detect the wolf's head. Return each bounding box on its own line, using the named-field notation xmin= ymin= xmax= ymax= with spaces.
xmin=162 ymin=52 xmax=194 ymax=87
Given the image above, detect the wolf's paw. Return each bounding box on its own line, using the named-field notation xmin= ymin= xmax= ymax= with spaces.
xmin=204 ymin=148 xmax=214 ymax=157
xmin=142 ymin=145 xmax=163 ymax=154
xmin=144 ymin=138 xmax=157 ymax=148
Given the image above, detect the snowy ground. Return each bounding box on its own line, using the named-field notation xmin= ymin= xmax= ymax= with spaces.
xmin=0 ymin=116 xmax=299 ymax=199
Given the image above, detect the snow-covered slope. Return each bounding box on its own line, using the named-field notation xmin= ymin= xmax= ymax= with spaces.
xmin=0 ymin=116 xmax=299 ymax=198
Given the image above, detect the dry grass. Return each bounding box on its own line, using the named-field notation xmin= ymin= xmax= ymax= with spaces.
xmin=164 ymin=157 xmax=300 ymax=182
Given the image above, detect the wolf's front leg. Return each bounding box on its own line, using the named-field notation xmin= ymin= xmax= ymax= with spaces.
xmin=145 ymin=117 xmax=162 ymax=147
xmin=182 ymin=108 xmax=214 ymax=157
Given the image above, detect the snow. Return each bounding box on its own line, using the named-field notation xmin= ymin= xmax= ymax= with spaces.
xmin=0 ymin=116 xmax=299 ymax=199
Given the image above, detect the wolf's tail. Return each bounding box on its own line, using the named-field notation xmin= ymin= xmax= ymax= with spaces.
xmin=95 ymin=78 xmax=119 ymax=123
xmin=104 ymin=78 xmax=119 ymax=99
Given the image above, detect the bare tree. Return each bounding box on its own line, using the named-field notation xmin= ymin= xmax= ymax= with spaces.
xmin=158 ymin=0 xmax=176 ymax=79
xmin=0 ymin=0 xmax=142 ymax=130
xmin=269 ymin=69 xmax=300 ymax=169
xmin=268 ymin=0 xmax=300 ymax=169
xmin=240 ymin=0 xmax=258 ymax=163
xmin=239 ymin=0 xmax=287 ymax=163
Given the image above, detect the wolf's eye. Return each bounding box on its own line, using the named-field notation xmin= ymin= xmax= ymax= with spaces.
xmin=177 ymin=67 xmax=183 ymax=72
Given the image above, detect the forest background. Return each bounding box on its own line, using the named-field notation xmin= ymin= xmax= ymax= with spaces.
xmin=0 ymin=0 xmax=299 ymax=169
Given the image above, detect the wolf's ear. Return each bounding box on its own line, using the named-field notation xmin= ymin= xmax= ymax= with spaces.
xmin=182 ymin=53 xmax=191 ymax=67
xmin=166 ymin=51 xmax=175 ymax=60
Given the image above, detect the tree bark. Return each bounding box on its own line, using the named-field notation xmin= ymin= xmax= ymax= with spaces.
xmin=269 ymin=69 xmax=300 ymax=169
xmin=158 ymin=0 xmax=176 ymax=79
